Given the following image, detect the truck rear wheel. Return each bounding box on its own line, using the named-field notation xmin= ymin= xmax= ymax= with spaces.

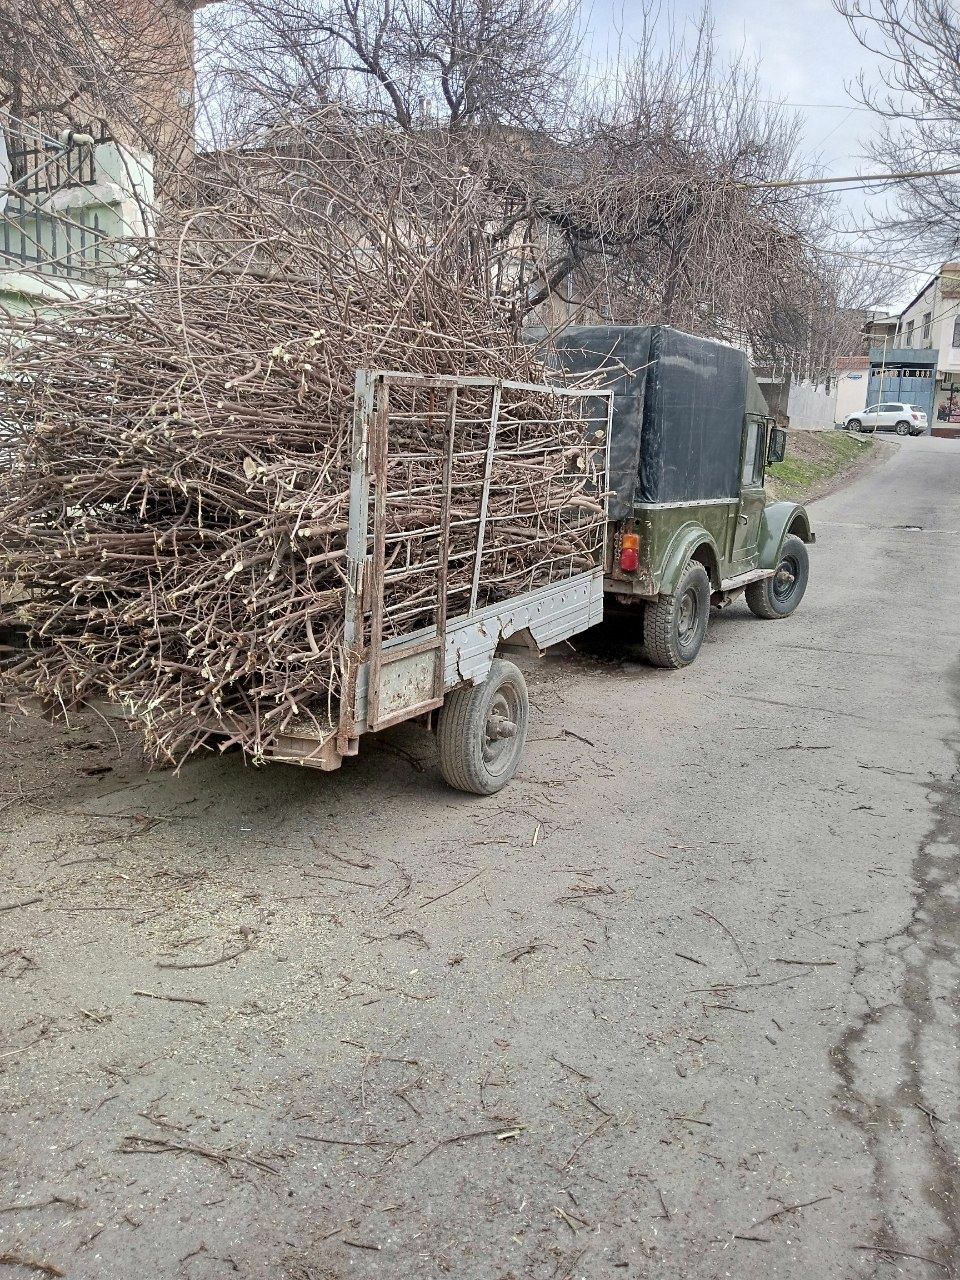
xmin=437 ymin=659 xmax=529 ymax=794
xmin=745 ymin=534 xmax=809 ymax=619
xmin=643 ymin=561 xmax=711 ymax=668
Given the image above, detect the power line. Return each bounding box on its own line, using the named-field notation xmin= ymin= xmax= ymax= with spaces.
xmin=814 ymin=244 xmax=938 ymax=276
xmin=745 ymin=164 xmax=960 ymax=190
xmin=758 ymin=99 xmax=874 ymax=113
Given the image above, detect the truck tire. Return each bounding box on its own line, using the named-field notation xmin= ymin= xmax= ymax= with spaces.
xmin=436 ymin=659 xmax=529 ymax=794
xmin=745 ymin=534 xmax=809 ymax=619
xmin=643 ymin=561 xmax=711 ymax=668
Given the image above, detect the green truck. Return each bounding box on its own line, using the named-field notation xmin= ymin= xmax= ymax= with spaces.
xmin=551 ymin=325 xmax=815 ymax=669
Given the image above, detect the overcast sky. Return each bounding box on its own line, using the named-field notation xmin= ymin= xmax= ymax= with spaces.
xmin=593 ymin=0 xmax=932 ymax=304
xmin=593 ymin=1 xmax=878 ymax=169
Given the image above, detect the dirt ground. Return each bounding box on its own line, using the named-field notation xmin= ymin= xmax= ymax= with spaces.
xmin=1 ymin=436 xmax=958 ymax=1280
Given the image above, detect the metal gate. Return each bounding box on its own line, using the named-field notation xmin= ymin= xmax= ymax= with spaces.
xmin=867 ymin=368 xmax=936 ymax=423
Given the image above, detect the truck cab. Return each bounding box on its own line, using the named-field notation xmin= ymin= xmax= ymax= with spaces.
xmin=550 ymin=325 xmax=815 ymax=667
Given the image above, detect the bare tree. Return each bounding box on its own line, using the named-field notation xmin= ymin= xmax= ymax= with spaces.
xmin=1 ymin=0 xmax=879 ymax=379
xmin=198 ymin=0 xmax=582 ymax=136
xmin=835 ymin=0 xmax=960 ymax=258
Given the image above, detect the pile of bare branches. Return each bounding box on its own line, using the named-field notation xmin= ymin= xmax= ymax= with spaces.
xmin=0 ymin=120 xmax=604 ymax=764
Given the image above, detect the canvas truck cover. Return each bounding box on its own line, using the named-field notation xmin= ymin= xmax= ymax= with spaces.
xmin=540 ymin=325 xmax=652 ymax=521
xmin=545 ymin=325 xmax=763 ymax=517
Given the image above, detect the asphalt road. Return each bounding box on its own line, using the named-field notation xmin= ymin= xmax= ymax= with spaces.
xmin=1 ymin=435 xmax=958 ymax=1280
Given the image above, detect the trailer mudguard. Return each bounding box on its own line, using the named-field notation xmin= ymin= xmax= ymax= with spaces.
xmin=758 ymin=502 xmax=815 ymax=569
xmin=658 ymin=522 xmax=723 ymax=595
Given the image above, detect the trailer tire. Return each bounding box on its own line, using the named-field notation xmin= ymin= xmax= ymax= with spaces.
xmin=643 ymin=561 xmax=711 ymax=668
xmin=436 ymin=660 xmax=529 ymax=794
xmin=745 ymin=534 xmax=809 ymax=619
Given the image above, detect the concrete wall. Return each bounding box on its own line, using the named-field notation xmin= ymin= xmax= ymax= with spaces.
xmin=786 ymin=377 xmax=836 ymax=429
xmin=834 ymin=370 xmax=869 ymax=422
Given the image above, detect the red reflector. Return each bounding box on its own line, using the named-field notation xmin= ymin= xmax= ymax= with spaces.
xmin=619 ymin=533 xmax=640 ymax=573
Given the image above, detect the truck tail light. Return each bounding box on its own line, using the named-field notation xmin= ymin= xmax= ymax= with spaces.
xmin=619 ymin=533 xmax=640 ymax=573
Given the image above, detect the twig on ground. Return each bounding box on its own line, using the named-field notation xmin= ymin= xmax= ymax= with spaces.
xmin=746 ymin=1194 xmax=832 ymax=1230
xmin=0 ymin=1255 xmax=65 ymax=1277
xmin=119 ymin=1134 xmax=278 ymax=1174
xmin=418 ymin=870 xmax=483 ymax=909
xmin=157 ymin=931 xmax=254 ymax=970
xmin=0 ymin=1197 xmax=83 ymax=1214
xmin=414 ymin=1125 xmax=524 ymax=1165
xmin=296 ymin=1135 xmax=395 ymax=1148
xmin=851 ymin=1244 xmax=950 ymax=1273
xmin=694 ymin=908 xmax=755 ymax=973
xmin=564 ymin=1115 xmax=613 ymax=1168
xmin=133 ymin=990 xmax=207 ymax=1006
xmin=551 ymin=1055 xmax=593 ymax=1081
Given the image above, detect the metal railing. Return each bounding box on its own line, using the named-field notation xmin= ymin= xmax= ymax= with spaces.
xmin=6 ymin=122 xmax=109 ymax=197
xmin=1 ymin=194 xmax=106 ymax=279
xmin=1 ymin=123 xmax=114 ymax=280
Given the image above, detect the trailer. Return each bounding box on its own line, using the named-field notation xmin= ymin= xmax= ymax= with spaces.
xmin=182 ymin=369 xmax=614 ymax=794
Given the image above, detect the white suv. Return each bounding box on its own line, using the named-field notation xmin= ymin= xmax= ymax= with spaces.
xmin=845 ymin=402 xmax=928 ymax=435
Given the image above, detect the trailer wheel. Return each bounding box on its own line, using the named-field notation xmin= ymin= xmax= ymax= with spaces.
xmin=745 ymin=534 xmax=809 ymax=619
xmin=643 ymin=561 xmax=711 ymax=668
xmin=437 ymin=659 xmax=529 ymax=794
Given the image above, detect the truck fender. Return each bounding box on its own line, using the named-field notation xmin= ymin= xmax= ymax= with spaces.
xmin=659 ymin=522 xmax=722 ymax=595
xmin=758 ymin=502 xmax=815 ymax=569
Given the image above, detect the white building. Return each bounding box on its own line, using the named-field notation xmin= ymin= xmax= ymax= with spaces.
xmin=890 ymin=264 xmax=960 ymax=432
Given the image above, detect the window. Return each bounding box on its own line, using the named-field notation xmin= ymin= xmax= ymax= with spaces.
xmin=923 ymin=311 xmax=932 ymax=342
xmin=953 ymin=316 xmax=960 ymax=349
xmin=741 ymin=419 xmax=764 ymax=486
xmin=905 ymin=319 xmax=915 ymax=345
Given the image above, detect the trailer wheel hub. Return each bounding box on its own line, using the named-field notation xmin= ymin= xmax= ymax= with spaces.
xmin=483 ymin=692 xmax=519 ymax=764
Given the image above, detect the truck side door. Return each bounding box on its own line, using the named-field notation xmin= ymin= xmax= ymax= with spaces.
xmin=731 ymin=416 xmax=766 ymax=571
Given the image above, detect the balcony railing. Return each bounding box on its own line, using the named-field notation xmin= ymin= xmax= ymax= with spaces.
xmin=1 ymin=194 xmax=108 ymax=280
xmin=1 ymin=124 xmax=114 ymax=281
xmin=5 ymin=122 xmax=110 ymax=198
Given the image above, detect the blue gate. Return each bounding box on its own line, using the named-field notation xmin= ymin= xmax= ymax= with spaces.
xmin=866 ymin=365 xmax=936 ymax=425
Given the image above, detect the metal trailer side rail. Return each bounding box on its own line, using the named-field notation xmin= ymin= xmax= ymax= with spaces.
xmin=267 ymin=369 xmax=613 ymax=771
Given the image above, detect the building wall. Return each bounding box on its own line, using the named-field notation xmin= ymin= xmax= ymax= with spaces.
xmin=896 ymin=276 xmax=940 ymax=350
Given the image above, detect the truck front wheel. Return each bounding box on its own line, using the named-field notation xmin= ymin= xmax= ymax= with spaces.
xmin=643 ymin=561 xmax=711 ymax=668
xmin=745 ymin=534 xmax=809 ymax=619
xmin=437 ymin=659 xmax=529 ymax=794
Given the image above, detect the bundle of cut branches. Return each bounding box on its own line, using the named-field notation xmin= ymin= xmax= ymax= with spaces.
xmin=0 ymin=125 xmax=605 ymax=765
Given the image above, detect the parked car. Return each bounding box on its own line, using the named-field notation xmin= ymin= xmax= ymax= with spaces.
xmin=845 ymin=402 xmax=928 ymax=435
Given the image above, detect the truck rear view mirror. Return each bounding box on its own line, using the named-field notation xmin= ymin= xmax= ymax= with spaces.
xmin=768 ymin=426 xmax=787 ymax=464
